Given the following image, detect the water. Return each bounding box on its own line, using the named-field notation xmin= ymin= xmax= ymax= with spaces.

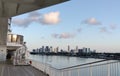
xmin=28 ymin=55 xmax=103 ymax=69
xmin=28 ymin=55 xmax=120 ymax=76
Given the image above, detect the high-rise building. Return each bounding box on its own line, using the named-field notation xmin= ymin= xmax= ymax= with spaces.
xmin=50 ymin=46 xmax=53 ymax=52
xmin=76 ymin=46 xmax=78 ymax=53
xmin=42 ymin=46 xmax=44 ymax=52
xmin=83 ymin=47 xmax=87 ymax=53
xmin=68 ymin=45 xmax=70 ymax=52
xmin=45 ymin=46 xmax=50 ymax=53
xmin=56 ymin=47 xmax=59 ymax=52
xmin=54 ymin=48 xmax=56 ymax=53
xmin=88 ymin=48 xmax=90 ymax=53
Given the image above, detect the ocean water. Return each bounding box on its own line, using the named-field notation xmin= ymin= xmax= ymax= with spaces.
xmin=28 ymin=55 xmax=103 ymax=69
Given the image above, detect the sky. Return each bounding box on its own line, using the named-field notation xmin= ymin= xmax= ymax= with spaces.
xmin=11 ymin=0 xmax=120 ymax=53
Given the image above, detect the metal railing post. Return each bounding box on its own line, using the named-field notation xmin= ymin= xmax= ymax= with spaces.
xmin=78 ymin=69 xmax=80 ymax=76
xmin=69 ymin=70 xmax=71 ymax=76
xmin=61 ymin=71 xmax=64 ymax=76
xmin=107 ymin=61 xmax=110 ymax=76
xmin=90 ymin=64 xmax=93 ymax=76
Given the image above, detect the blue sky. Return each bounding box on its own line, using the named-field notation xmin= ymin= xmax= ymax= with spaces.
xmin=11 ymin=0 xmax=120 ymax=52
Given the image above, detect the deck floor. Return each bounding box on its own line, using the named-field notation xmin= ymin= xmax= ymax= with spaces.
xmin=0 ymin=61 xmax=47 ymax=76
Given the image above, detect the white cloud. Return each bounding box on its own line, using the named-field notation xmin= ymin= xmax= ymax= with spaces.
xmin=12 ymin=18 xmax=31 ymax=28
xmin=12 ymin=11 xmax=60 ymax=28
xmin=82 ymin=18 xmax=101 ymax=25
xmin=110 ymin=24 xmax=117 ymax=30
xmin=100 ymin=27 xmax=107 ymax=32
xmin=40 ymin=12 xmax=60 ymax=25
xmin=28 ymin=11 xmax=41 ymax=21
xmin=100 ymin=27 xmax=111 ymax=33
xmin=52 ymin=34 xmax=59 ymax=38
xmin=52 ymin=33 xmax=75 ymax=39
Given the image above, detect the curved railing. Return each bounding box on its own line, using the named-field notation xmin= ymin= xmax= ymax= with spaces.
xmin=31 ymin=59 xmax=120 ymax=76
xmin=13 ymin=45 xmax=28 ymax=65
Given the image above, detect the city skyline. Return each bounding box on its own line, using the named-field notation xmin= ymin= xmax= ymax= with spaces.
xmin=11 ymin=0 xmax=120 ymax=53
xmin=32 ymin=45 xmax=95 ymax=53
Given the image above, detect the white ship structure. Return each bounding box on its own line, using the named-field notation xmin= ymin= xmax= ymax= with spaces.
xmin=0 ymin=18 xmax=28 ymax=65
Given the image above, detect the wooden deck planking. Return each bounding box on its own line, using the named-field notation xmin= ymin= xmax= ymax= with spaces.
xmin=0 ymin=61 xmax=47 ymax=76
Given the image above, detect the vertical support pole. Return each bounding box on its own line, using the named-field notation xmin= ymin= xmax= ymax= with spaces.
xmin=107 ymin=61 xmax=110 ymax=76
xmin=0 ymin=18 xmax=8 ymax=61
xmin=69 ymin=70 xmax=71 ymax=76
xmin=61 ymin=71 xmax=63 ymax=76
xmin=78 ymin=69 xmax=80 ymax=76
xmin=90 ymin=64 xmax=93 ymax=76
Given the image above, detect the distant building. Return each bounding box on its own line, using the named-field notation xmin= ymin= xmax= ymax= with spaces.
xmin=88 ymin=48 xmax=90 ymax=53
xmin=54 ymin=48 xmax=56 ymax=53
xmin=93 ymin=50 xmax=96 ymax=53
xmin=68 ymin=45 xmax=70 ymax=52
xmin=75 ymin=46 xmax=78 ymax=53
xmin=83 ymin=47 xmax=87 ymax=53
xmin=78 ymin=49 xmax=83 ymax=53
xmin=42 ymin=46 xmax=44 ymax=52
xmin=56 ymin=47 xmax=59 ymax=52
xmin=33 ymin=49 xmax=36 ymax=52
xmin=50 ymin=46 xmax=53 ymax=52
xmin=45 ymin=46 xmax=50 ymax=53
xmin=70 ymin=49 xmax=74 ymax=54
xmin=60 ymin=49 xmax=64 ymax=52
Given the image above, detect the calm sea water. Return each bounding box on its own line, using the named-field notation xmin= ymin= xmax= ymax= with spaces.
xmin=28 ymin=55 xmax=103 ymax=69
xmin=28 ymin=55 xmax=120 ymax=76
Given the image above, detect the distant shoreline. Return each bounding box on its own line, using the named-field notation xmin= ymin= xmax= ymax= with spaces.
xmin=30 ymin=52 xmax=120 ymax=60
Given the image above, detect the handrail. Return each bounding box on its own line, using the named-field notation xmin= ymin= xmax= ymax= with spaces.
xmin=60 ymin=60 xmax=120 ymax=71
xmin=30 ymin=59 xmax=119 ymax=70
xmin=30 ymin=59 xmax=120 ymax=76
xmin=58 ymin=59 xmax=108 ymax=70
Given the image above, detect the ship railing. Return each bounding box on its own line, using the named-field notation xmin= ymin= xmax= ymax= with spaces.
xmin=30 ymin=59 xmax=120 ymax=76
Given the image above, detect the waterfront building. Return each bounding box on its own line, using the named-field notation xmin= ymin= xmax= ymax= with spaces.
xmin=54 ymin=48 xmax=57 ymax=53
xmin=70 ymin=49 xmax=74 ymax=54
xmin=75 ymin=46 xmax=78 ymax=53
xmin=83 ymin=47 xmax=87 ymax=53
xmin=68 ymin=45 xmax=70 ymax=52
xmin=45 ymin=46 xmax=50 ymax=53
xmin=78 ymin=49 xmax=83 ymax=53
xmin=88 ymin=48 xmax=91 ymax=53
xmin=56 ymin=47 xmax=59 ymax=53
xmin=50 ymin=46 xmax=53 ymax=52
xmin=42 ymin=46 xmax=45 ymax=52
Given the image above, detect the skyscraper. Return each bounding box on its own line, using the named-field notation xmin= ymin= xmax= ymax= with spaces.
xmin=45 ymin=46 xmax=50 ymax=53
xmin=83 ymin=47 xmax=87 ymax=53
xmin=76 ymin=46 xmax=78 ymax=53
xmin=56 ymin=47 xmax=59 ymax=52
xmin=50 ymin=46 xmax=53 ymax=52
xmin=68 ymin=45 xmax=70 ymax=52
xmin=42 ymin=46 xmax=44 ymax=52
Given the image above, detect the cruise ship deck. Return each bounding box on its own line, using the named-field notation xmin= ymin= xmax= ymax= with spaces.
xmin=0 ymin=61 xmax=47 ymax=76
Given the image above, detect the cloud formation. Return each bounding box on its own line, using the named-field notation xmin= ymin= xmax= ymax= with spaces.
xmin=82 ymin=18 xmax=101 ymax=25
xmin=110 ymin=24 xmax=117 ymax=30
xmin=40 ymin=12 xmax=60 ymax=25
xmin=12 ymin=11 xmax=60 ymax=28
xmin=52 ymin=33 xmax=75 ymax=39
xmin=99 ymin=27 xmax=111 ymax=33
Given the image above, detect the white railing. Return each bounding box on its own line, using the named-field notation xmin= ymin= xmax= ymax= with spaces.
xmin=30 ymin=59 xmax=120 ymax=76
xmin=31 ymin=59 xmax=61 ymax=76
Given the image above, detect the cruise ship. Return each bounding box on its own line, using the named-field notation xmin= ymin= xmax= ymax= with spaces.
xmin=0 ymin=18 xmax=28 ymax=65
